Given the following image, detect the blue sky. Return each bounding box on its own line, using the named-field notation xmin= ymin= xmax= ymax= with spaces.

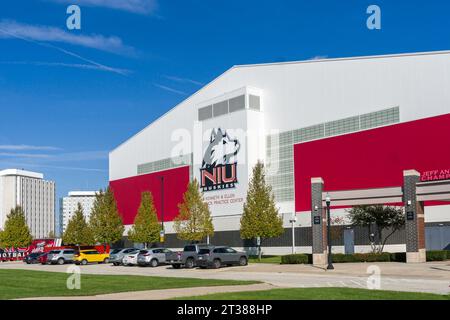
xmin=0 ymin=0 xmax=449 ymax=204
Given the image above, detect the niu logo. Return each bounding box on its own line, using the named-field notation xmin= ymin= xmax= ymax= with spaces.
xmin=200 ymin=128 xmax=240 ymax=192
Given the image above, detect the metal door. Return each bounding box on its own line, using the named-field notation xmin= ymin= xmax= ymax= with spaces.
xmin=344 ymin=228 xmax=355 ymax=254
xmin=426 ymin=226 xmax=450 ymax=250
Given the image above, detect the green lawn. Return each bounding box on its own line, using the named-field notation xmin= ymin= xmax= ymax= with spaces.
xmin=248 ymin=256 xmax=282 ymax=264
xmin=179 ymin=287 xmax=450 ymax=300
xmin=0 ymin=269 xmax=259 ymax=300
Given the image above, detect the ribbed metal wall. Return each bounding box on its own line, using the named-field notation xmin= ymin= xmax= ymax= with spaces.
xmin=115 ymin=223 xmax=423 ymax=249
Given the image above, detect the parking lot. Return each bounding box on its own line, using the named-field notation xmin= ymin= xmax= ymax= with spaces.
xmin=1 ymin=260 xmax=449 ymax=295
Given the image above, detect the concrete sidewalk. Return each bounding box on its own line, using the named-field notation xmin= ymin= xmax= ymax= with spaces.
xmin=2 ymin=261 xmax=449 ymax=295
xmin=237 ymin=261 xmax=450 ymax=280
xmin=18 ymin=283 xmax=275 ymax=300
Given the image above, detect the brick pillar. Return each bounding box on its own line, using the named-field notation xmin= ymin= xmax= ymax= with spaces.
xmin=311 ymin=178 xmax=328 ymax=265
xmin=403 ymin=170 xmax=426 ymax=263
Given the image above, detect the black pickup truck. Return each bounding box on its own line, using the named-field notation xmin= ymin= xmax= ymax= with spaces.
xmin=166 ymin=243 xmax=213 ymax=269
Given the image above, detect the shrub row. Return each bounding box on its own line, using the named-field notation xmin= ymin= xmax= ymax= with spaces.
xmin=332 ymin=252 xmax=391 ymax=263
xmin=389 ymin=252 xmax=406 ymax=262
xmin=281 ymin=254 xmax=312 ymax=264
xmin=280 ymin=250 xmax=449 ymax=264
xmin=391 ymin=250 xmax=450 ymax=262
xmin=426 ymin=250 xmax=450 ymax=261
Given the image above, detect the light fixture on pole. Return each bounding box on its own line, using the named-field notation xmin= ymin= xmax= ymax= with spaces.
xmin=289 ymin=213 xmax=297 ymax=254
xmin=325 ymin=193 xmax=334 ymax=270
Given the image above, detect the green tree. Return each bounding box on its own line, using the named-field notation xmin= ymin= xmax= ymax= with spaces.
xmin=89 ymin=187 xmax=124 ymax=250
xmin=174 ymin=179 xmax=214 ymax=243
xmin=62 ymin=203 xmax=94 ymax=247
xmin=128 ymin=192 xmax=161 ymax=249
xmin=0 ymin=206 xmax=32 ymax=248
xmin=47 ymin=230 xmax=55 ymax=239
xmin=347 ymin=205 xmax=405 ymax=253
xmin=240 ymin=161 xmax=283 ymax=260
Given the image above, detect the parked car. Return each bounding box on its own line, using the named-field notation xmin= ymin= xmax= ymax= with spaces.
xmin=122 ymin=251 xmax=140 ymax=266
xmin=24 ymin=252 xmax=45 ymax=264
xmin=166 ymin=244 xmax=213 ymax=269
xmin=137 ymin=248 xmax=173 ymax=267
xmin=39 ymin=252 xmax=49 ymax=265
xmin=47 ymin=249 xmax=76 ymax=265
xmin=110 ymin=248 xmax=139 ymax=266
xmin=74 ymin=250 xmax=110 ymax=265
xmin=196 ymin=246 xmax=248 ymax=269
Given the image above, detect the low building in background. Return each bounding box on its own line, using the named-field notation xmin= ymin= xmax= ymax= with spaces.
xmin=61 ymin=191 xmax=97 ymax=233
xmin=0 ymin=169 xmax=55 ymax=239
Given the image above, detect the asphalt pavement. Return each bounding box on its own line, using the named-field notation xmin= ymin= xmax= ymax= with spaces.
xmin=1 ymin=260 xmax=449 ymax=295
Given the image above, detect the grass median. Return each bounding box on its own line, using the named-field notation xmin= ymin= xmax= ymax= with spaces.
xmin=178 ymin=287 xmax=450 ymax=300
xmin=248 ymin=256 xmax=282 ymax=264
xmin=0 ymin=269 xmax=259 ymax=300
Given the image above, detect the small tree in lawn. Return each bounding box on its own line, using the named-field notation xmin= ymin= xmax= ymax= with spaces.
xmin=128 ymin=192 xmax=161 ymax=249
xmin=89 ymin=187 xmax=125 ymax=250
xmin=1 ymin=206 xmax=32 ymax=248
xmin=329 ymin=216 xmax=346 ymax=243
xmin=347 ymin=205 xmax=405 ymax=253
xmin=240 ymin=161 xmax=283 ymax=260
xmin=174 ymin=179 xmax=214 ymax=243
xmin=62 ymin=203 xmax=94 ymax=248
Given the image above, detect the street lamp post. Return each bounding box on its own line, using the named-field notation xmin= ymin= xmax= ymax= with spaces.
xmin=325 ymin=194 xmax=334 ymax=270
xmin=289 ymin=213 xmax=297 ymax=254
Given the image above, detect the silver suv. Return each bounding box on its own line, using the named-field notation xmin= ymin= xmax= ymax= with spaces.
xmin=137 ymin=248 xmax=173 ymax=267
xmin=110 ymin=248 xmax=139 ymax=266
xmin=47 ymin=249 xmax=76 ymax=265
xmin=197 ymin=246 xmax=248 ymax=269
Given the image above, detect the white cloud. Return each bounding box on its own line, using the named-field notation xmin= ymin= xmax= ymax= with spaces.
xmin=0 ymin=61 xmax=132 ymax=75
xmin=0 ymin=20 xmax=135 ymax=56
xmin=0 ymin=22 xmax=132 ymax=76
xmin=0 ymin=145 xmax=61 ymax=151
xmin=309 ymin=55 xmax=328 ymax=60
xmin=163 ymin=75 xmax=204 ymax=86
xmin=44 ymin=150 xmax=109 ymax=162
xmin=0 ymin=161 xmax=107 ymax=172
xmin=0 ymin=150 xmax=108 ymax=162
xmin=0 ymin=150 xmax=109 ymax=172
xmin=0 ymin=153 xmax=51 ymax=159
xmin=47 ymin=0 xmax=158 ymax=15
xmin=154 ymin=83 xmax=187 ymax=95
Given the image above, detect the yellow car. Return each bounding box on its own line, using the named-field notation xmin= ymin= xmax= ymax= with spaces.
xmin=74 ymin=250 xmax=110 ymax=265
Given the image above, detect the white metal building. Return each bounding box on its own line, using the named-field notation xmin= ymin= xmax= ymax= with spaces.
xmin=0 ymin=169 xmax=55 ymax=239
xmin=109 ymin=51 xmax=450 ymax=254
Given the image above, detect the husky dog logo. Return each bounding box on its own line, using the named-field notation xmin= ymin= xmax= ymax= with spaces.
xmin=200 ymin=128 xmax=241 ymax=192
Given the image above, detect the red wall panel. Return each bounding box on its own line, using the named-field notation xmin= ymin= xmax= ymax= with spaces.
xmin=110 ymin=166 xmax=190 ymax=225
xmin=294 ymin=113 xmax=450 ymax=212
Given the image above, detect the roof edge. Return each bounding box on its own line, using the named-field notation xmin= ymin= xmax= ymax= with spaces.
xmin=110 ymin=49 xmax=450 ymax=155
xmin=234 ymin=49 xmax=450 ymax=69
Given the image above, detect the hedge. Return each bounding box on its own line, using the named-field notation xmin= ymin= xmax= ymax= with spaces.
xmin=332 ymin=253 xmax=391 ymax=263
xmin=390 ymin=252 xmax=406 ymax=262
xmin=281 ymin=253 xmax=391 ymax=264
xmin=390 ymin=250 xmax=450 ymax=262
xmin=426 ymin=250 xmax=449 ymax=261
xmin=279 ymin=250 xmax=450 ymax=264
xmin=281 ymin=254 xmax=312 ymax=264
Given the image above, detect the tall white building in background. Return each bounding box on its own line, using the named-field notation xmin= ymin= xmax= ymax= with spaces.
xmin=0 ymin=169 xmax=55 ymax=239
xmin=61 ymin=191 xmax=97 ymax=233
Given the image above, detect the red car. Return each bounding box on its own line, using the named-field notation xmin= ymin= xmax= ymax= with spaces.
xmin=39 ymin=252 xmax=49 ymax=265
